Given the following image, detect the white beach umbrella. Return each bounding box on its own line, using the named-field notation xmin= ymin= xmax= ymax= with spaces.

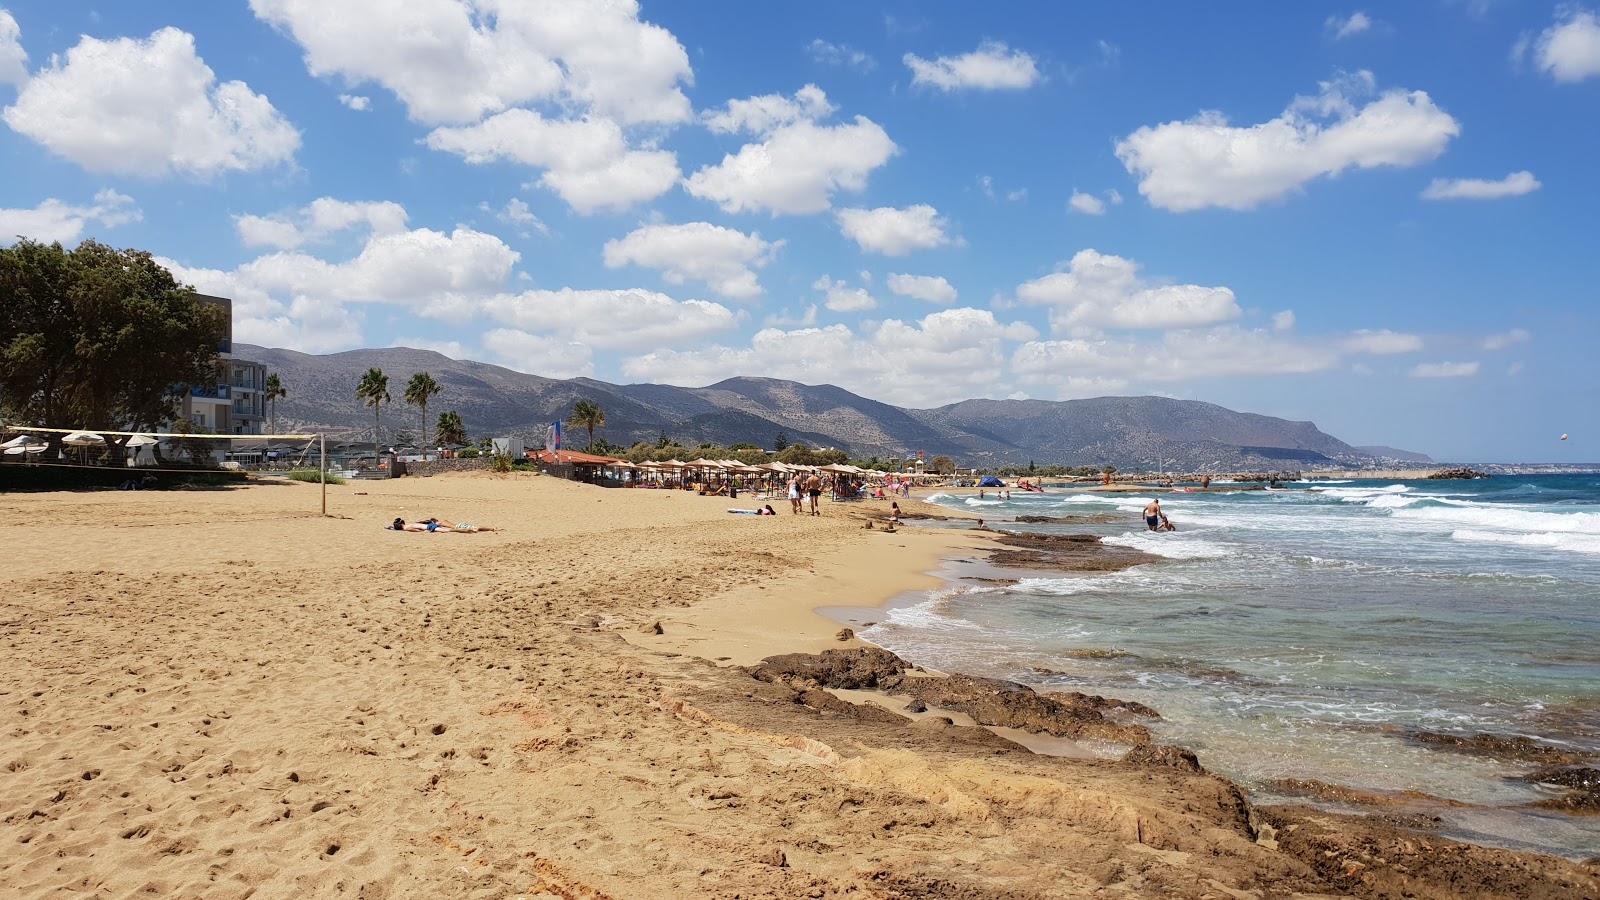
xmin=1 ymin=433 xmax=46 ymax=449
xmin=125 ymin=434 xmax=160 ymax=447
xmin=62 ymin=431 xmax=106 ymax=446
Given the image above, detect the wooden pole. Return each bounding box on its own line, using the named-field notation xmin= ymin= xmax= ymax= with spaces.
xmin=320 ymin=433 xmax=327 ymax=517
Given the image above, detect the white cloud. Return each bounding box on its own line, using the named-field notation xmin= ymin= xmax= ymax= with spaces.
xmin=250 ymin=0 xmax=692 ymax=126
xmin=904 ymin=41 xmax=1040 ymax=91
xmin=0 ymin=10 xmax=26 ymax=85
xmin=702 ymin=84 xmax=834 ymax=135
xmin=481 ymin=288 xmax=738 ymax=350
xmin=807 ymin=39 xmax=875 ymax=71
xmin=1013 ymin=327 xmax=1342 ymax=393
xmin=338 ymin=93 xmax=370 ymax=111
xmin=812 ymin=275 xmax=877 ymax=312
xmin=1068 ymin=191 xmax=1106 ymax=215
xmin=622 ymin=307 xmax=1035 ymax=406
xmin=481 ymin=197 xmax=549 ymax=236
xmin=1272 ymin=310 xmax=1296 ymax=332
xmin=603 ymin=222 xmax=780 ymax=300
xmin=0 ymin=190 xmax=141 ymax=245
xmin=1532 ymin=9 xmax=1600 ymax=82
xmin=1410 ymin=361 xmax=1479 ymax=378
xmin=426 ymin=110 xmax=679 ymax=213
xmin=1016 ymin=249 xmax=1240 ymax=332
xmin=392 ymin=336 xmax=470 ymax=360
xmin=1326 ymin=12 xmax=1372 ymax=39
xmin=886 ymin=273 xmax=958 ymax=305
xmin=836 ymin=204 xmax=954 ymax=255
xmin=1115 ymin=71 xmax=1459 ymax=211
xmin=235 ymin=198 xmax=410 ymax=249
xmin=2 ymin=27 xmax=299 ymax=177
xmin=763 ymin=304 xmax=819 ymax=328
xmin=1339 ymin=329 xmax=1423 ymax=354
xmin=1421 ymin=170 xmax=1541 ymax=200
xmin=159 ymin=258 xmax=366 ymax=354
xmin=686 ymin=86 xmax=897 ymax=215
xmin=1483 ymin=328 xmax=1531 ymax=350
xmin=480 ymin=329 xmax=594 ymax=378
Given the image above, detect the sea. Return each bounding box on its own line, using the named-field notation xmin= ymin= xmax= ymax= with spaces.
xmin=830 ymin=474 xmax=1600 ymax=860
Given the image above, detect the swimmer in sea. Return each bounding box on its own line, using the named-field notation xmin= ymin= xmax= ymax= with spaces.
xmin=1143 ymin=498 xmax=1162 ymax=531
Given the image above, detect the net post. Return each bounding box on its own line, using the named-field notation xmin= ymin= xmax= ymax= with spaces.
xmin=320 ymin=433 xmax=328 ymax=516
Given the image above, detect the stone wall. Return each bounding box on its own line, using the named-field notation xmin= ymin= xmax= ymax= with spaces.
xmin=398 ymin=458 xmax=494 ymax=477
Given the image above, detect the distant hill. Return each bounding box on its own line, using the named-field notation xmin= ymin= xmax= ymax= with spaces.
xmin=238 ymin=343 xmax=1406 ymax=472
xmin=1354 ymin=445 xmax=1435 ymax=464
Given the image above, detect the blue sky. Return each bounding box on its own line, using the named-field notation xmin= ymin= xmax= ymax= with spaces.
xmin=1 ymin=2 xmax=1596 ymax=462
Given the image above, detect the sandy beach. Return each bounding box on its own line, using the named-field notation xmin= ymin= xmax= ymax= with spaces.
xmin=2 ymin=473 xmax=1596 ymax=899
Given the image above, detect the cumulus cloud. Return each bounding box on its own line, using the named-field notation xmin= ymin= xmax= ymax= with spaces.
xmin=1114 ymin=70 xmax=1459 ymax=211
xmin=159 ymin=258 xmax=366 ymax=354
xmin=1410 ymin=361 xmax=1479 ymax=378
xmin=622 ymin=307 xmax=1035 ymax=405
xmin=602 ymin=222 xmax=780 ymax=300
xmin=807 ymin=38 xmax=875 ymax=71
xmin=480 ymin=288 xmax=739 ymax=350
xmin=426 ymin=110 xmax=679 ymax=213
xmin=1326 ymin=12 xmax=1372 ymax=39
xmin=1068 ymin=189 xmax=1122 ymax=215
xmin=250 ymin=0 xmax=692 ymax=126
xmin=1483 ymin=328 xmax=1531 ymax=350
xmin=2 ymin=27 xmax=299 ymax=177
xmin=686 ymin=86 xmax=897 ymax=215
xmin=1272 ymin=310 xmax=1296 ymax=332
xmin=1013 ymin=327 xmax=1340 ymax=392
xmin=338 ymin=93 xmax=370 ymax=110
xmin=480 ymin=197 xmax=549 ymax=236
xmin=835 ymin=204 xmax=954 ymax=255
xmin=0 ymin=9 xmax=26 ymax=85
xmin=1421 ymin=170 xmax=1541 ymax=200
xmin=480 ymin=328 xmax=594 ymax=378
xmin=813 ymin=275 xmax=877 ymax=312
xmin=235 ymin=198 xmax=410 ymax=249
xmin=1016 ymin=249 xmax=1240 ymax=333
xmin=904 ymin=41 xmax=1040 ymax=91
xmin=886 ymin=273 xmax=958 ymax=305
xmin=0 ymin=190 xmax=141 ymax=245
xmin=1529 ymin=9 xmax=1600 ymax=82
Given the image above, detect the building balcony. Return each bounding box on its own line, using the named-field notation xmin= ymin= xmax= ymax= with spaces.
xmin=191 ymin=384 xmax=231 ymax=399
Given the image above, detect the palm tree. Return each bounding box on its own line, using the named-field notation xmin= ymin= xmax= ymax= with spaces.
xmin=435 ymin=410 xmax=467 ymax=448
xmin=355 ymin=367 xmax=390 ymax=463
xmin=570 ymin=399 xmax=605 ymax=452
xmin=263 ymin=372 xmax=287 ymax=435
xmin=404 ymin=372 xmax=442 ymax=447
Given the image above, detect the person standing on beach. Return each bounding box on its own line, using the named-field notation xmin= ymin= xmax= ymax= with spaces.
xmin=806 ymin=472 xmax=823 ymax=516
xmin=788 ymin=475 xmax=802 ymax=514
xmin=1143 ymin=498 xmax=1162 ymax=531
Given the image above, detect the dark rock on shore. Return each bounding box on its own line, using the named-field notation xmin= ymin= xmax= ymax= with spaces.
xmin=1412 ymin=730 xmax=1593 ymax=765
xmin=748 ymin=648 xmax=1157 ymax=745
xmin=1013 ymin=514 xmax=1122 ymax=525
xmin=1427 ymin=467 xmax=1490 ymax=479
xmin=1520 ymin=766 xmax=1600 ymax=814
xmin=1121 ymin=744 xmax=1203 ymax=773
xmin=988 ymin=531 xmax=1160 ymax=573
xmin=1265 ymin=778 xmax=1465 ymax=808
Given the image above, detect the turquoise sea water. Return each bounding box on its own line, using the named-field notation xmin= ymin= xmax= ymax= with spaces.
xmin=846 ymin=475 xmax=1600 ymax=859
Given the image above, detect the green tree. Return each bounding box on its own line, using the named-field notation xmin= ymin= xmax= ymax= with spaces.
xmin=656 ymin=430 xmax=670 ymax=449
xmin=773 ymin=430 xmax=788 ymax=451
xmin=570 ymin=399 xmax=605 ymax=451
xmin=930 ymin=454 xmax=956 ymax=475
xmin=404 ymin=371 xmax=441 ymax=446
xmin=434 ymin=410 xmax=467 ymax=447
xmin=0 ymin=239 xmax=226 ymax=436
xmin=263 ymin=372 xmax=287 ymax=435
xmin=355 ymin=367 xmax=389 ymax=459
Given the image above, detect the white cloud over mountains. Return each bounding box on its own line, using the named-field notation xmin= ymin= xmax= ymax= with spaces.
xmin=0 ymin=191 xmax=141 ymax=244
xmin=1114 ymin=71 xmax=1459 ymax=211
xmin=1017 ymin=249 xmax=1240 ymax=332
xmin=603 ymin=222 xmax=781 ymax=300
xmin=687 ymin=87 xmax=897 ymax=215
xmin=3 ymin=27 xmax=299 ymax=177
xmin=904 ymin=41 xmax=1041 ymax=91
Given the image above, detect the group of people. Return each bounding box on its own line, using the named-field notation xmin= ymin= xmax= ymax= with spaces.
xmin=1142 ymin=499 xmax=1177 ymax=532
xmin=786 ymin=473 xmax=824 ymax=516
xmin=390 ymin=516 xmax=498 ymax=533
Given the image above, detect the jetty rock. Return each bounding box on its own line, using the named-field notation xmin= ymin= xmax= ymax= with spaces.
xmin=1427 ymin=467 xmax=1490 ymax=479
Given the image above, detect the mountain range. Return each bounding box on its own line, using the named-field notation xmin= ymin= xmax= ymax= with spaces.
xmin=237 ymin=343 xmax=1428 ymax=472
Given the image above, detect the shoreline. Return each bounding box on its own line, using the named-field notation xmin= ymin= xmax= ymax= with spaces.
xmin=3 ymin=476 xmax=1595 ymax=898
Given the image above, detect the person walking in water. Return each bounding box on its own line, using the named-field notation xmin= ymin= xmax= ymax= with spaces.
xmin=1143 ymin=498 xmax=1162 ymax=531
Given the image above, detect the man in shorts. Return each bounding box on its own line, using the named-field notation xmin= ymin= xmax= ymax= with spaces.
xmin=806 ymin=473 xmax=823 ymax=516
xmin=1143 ymin=498 xmax=1162 ymax=531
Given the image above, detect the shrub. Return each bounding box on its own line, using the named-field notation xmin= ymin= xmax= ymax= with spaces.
xmin=288 ymin=468 xmax=345 ymax=485
xmin=459 ymin=448 xmax=481 ymax=458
